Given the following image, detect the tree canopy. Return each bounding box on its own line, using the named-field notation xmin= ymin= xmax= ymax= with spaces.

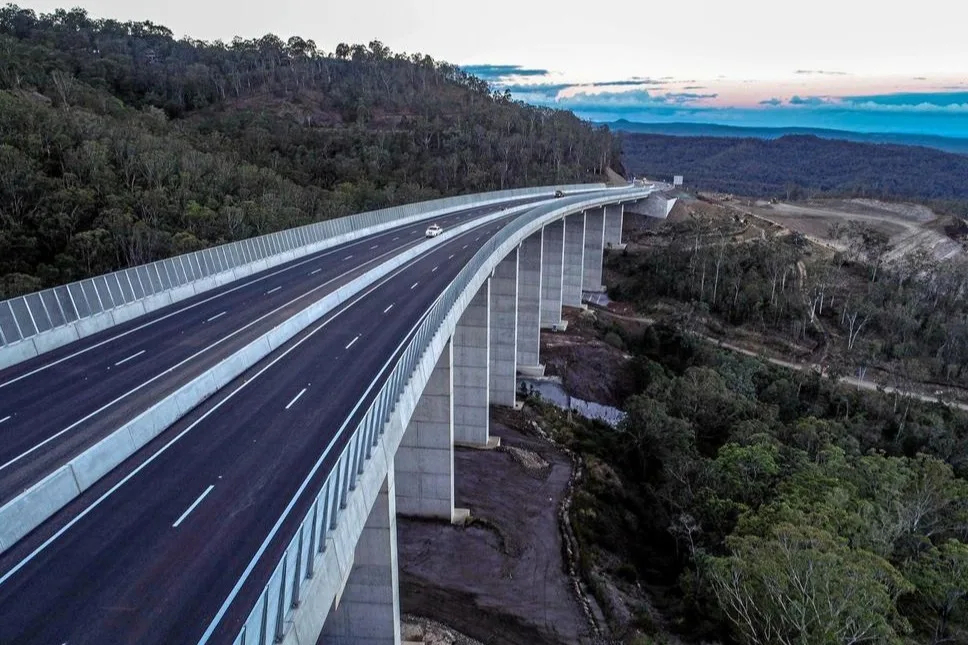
xmin=0 ymin=4 xmax=618 ymax=297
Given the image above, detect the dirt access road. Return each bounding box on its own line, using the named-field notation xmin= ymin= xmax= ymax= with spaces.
xmin=398 ymin=422 xmax=598 ymax=645
xmin=747 ymin=198 xmax=962 ymax=262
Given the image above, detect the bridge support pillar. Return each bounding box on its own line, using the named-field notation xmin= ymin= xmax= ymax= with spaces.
xmin=516 ymin=231 xmax=544 ymax=377
xmin=320 ymin=471 xmax=401 ymax=645
xmin=562 ymin=213 xmax=585 ymax=307
xmin=489 ymin=249 xmax=519 ymax=407
xmin=540 ymin=220 xmax=565 ymax=330
xmin=582 ymin=207 xmax=606 ymax=293
xmin=394 ymin=340 xmax=456 ymax=521
xmin=604 ymin=203 xmax=625 ymax=250
xmin=454 ymin=280 xmax=493 ymax=447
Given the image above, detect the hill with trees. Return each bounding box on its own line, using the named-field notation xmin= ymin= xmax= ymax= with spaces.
xmin=0 ymin=4 xmax=617 ymax=297
xmin=621 ymin=132 xmax=968 ymax=204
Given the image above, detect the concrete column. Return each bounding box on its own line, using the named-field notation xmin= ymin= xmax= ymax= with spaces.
xmin=604 ymin=203 xmax=625 ymax=249
xmin=539 ymin=220 xmax=565 ymax=330
xmin=454 ymin=280 xmax=493 ymax=447
xmin=321 ymin=472 xmax=401 ymax=645
xmin=516 ymin=230 xmax=544 ymax=376
xmin=489 ymin=250 xmax=518 ymax=407
xmin=582 ymin=207 xmax=606 ymax=293
xmin=562 ymin=212 xmax=585 ymax=307
xmin=394 ymin=341 xmax=454 ymax=521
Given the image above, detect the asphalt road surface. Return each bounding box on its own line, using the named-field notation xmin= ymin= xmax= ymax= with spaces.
xmin=0 ymin=197 xmax=542 ymax=505
xmin=0 ymin=212 xmax=519 ymax=645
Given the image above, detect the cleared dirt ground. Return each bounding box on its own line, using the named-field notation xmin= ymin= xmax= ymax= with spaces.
xmin=748 ymin=198 xmax=963 ymax=262
xmin=398 ymin=422 xmax=597 ymax=644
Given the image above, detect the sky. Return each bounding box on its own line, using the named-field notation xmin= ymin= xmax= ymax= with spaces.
xmin=20 ymin=0 xmax=968 ymax=137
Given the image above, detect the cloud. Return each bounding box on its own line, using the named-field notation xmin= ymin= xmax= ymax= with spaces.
xmin=664 ymin=92 xmax=719 ymax=104
xmin=500 ymin=82 xmax=573 ymax=98
xmin=840 ymin=91 xmax=968 ymax=108
xmin=794 ymin=69 xmax=848 ymax=75
xmin=456 ymin=63 xmax=968 ymax=138
xmin=460 ymin=64 xmax=550 ymax=80
xmin=789 ymin=95 xmax=829 ymax=106
xmin=587 ymin=78 xmax=666 ymax=88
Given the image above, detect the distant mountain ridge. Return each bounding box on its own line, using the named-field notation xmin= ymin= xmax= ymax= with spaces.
xmin=604 ymin=120 xmax=968 ymax=156
xmin=620 ymin=133 xmax=968 ymax=201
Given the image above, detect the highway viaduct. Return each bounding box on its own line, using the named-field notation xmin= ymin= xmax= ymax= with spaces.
xmin=0 ymin=182 xmax=673 ymax=644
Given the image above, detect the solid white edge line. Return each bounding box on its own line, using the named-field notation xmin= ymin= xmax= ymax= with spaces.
xmin=172 ymin=485 xmax=215 ymax=528
xmin=0 ymin=200 xmax=496 ymax=389
xmin=345 ymin=336 xmax=359 ymax=350
xmin=0 ymin=238 xmax=429 ymax=474
xmin=0 ymin=205 xmax=532 ymax=622
xmin=198 ymin=214 xmax=524 ymax=642
xmin=285 ymin=388 xmax=308 ymax=411
xmin=0 ymin=247 xmax=434 ymax=589
xmin=196 ymin=271 xmax=445 ymax=645
xmin=113 ymin=350 xmax=146 ymax=367
xmin=206 ymin=312 xmax=227 ymax=323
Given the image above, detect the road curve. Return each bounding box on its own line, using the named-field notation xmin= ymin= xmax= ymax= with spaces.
xmin=0 ymin=198 xmax=541 ymax=506
xmin=0 ymin=214 xmax=517 ymax=644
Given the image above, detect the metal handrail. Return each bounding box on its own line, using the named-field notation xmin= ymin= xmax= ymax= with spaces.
xmin=0 ymin=183 xmax=603 ymax=349
xmin=226 ymin=185 xmax=650 ymax=645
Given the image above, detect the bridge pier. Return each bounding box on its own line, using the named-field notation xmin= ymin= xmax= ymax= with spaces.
xmin=562 ymin=213 xmax=585 ymax=307
xmin=540 ymin=220 xmax=565 ymax=330
xmin=394 ymin=340 xmax=456 ymax=521
xmin=582 ymin=207 xmax=606 ymax=293
xmin=489 ymin=250 xmax=519 ymax=407
xmin=604 ymin=204 xmax=625 ymax=250
xmin=320 ymin=472 xmax=401 ymax=645
xmin=516 ymin=231 xmax=545 ymax=377
xmin=454 ymin=280 xmax=494 ymax=448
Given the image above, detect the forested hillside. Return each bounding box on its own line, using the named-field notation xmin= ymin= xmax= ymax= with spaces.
xmin=0 ymin=4 xmax=617 ymax=297
xmin=622 ymin=133 xmax=968 ymax=203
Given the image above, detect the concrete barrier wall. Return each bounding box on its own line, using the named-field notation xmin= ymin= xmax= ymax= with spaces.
xmin=226 ymin=185 xmax=654 ymax=645
xmin=0 ymin=184 xmax=606 ymax=371
xmin=0 ymin=202 xmax=544 ymax=556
